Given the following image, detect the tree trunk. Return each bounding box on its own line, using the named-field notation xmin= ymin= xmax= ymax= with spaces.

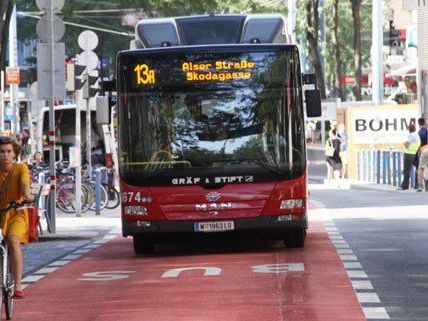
xmin=0 ymin=0 xmax=14 ymax=72
xmin=305 ymin=0 xmax=326 ymax=98
xmin=332 ymin=0 xmax=344 ymax=100
xmin=351 ymin=0 xmax=362 ymax=101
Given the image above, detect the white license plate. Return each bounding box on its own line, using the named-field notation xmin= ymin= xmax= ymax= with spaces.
xmin=194 ymin=221 xmax=235 ymax=232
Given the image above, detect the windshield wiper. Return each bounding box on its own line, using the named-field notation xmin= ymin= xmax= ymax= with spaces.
xmin=217 ymin=158 xmax=286 ymax=176
xmin=251 ymin=159 xmax=286 ymax=176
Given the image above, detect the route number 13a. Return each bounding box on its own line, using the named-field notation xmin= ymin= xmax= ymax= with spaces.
xmin=134 ymin=64 xmax=155 ymax=85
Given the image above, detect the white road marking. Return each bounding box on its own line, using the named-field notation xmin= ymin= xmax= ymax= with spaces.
xmin=329 ymin=235 xmax=344 ymax=240
xmin=62 ymin=254 xmax=82 ymax=260
xmin=363 ymin=307 xmax=390 ymax=319
xmin=337 ymin=249 xmax=354 ymax=255
xmin=311 ymin=201 xmax=390 ymax=319
xmin=34 ymin=267 xmax=59 ymax=274
xmin=357 ymin=293 xmax=380 ymax=303
xmin=48 ymin=260 xmax=70 ymax=267
xmin=22 ymin=275 xmax=45 ymax=283
xmin=347 ymin=270 xmax=368 ymax=278
xmin=351 ymin=280 xmax=374 ymax=290
xmin=343 ymin=262 xmax=362 ymax=269
xmin=340 ymin=254 xmax=358 ymax=261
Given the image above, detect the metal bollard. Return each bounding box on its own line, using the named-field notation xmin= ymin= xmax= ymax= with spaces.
xmin=95 ymin=168 xmax=101 ymax=215
xmin=376 ymin=150 xmax=382 ymax=184
xmin=386 ymin=151 xmax=391 ymax=185
xmin=100 ymin=167 xmax=108 ymax=184
xmin=38 ymin=172 xmax=46 ymax=211
xmin=382 ymin=151 xmax=387 ymax=184
xmin=397 ymin=152 xmax=403 ymax=186
xmin=368 ymin=150 xmax=372 ymax=182
xmin=392 ymin=151 xmax=397 ymax=186
xmin=362 ymin=150 xmax=366 ymax=181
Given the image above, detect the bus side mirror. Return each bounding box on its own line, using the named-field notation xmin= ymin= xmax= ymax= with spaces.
xmin=96 ymin=96 xmax=111 ymax=125
xmin=101 ymin=80 xmax=116 ymax=92
xmin=303 ymin=73 xmax=321 ymax=117
xmin=305 ymin=89 xmax=321 ymax=117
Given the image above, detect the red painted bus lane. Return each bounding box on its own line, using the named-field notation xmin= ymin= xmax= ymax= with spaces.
xmin=14 ymin=220 xmax=365 ymax=321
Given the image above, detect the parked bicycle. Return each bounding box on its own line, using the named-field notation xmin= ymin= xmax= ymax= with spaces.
xmin=0 ymin=200 xmax=33 ymax=320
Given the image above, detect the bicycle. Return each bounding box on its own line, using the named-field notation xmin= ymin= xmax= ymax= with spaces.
xmin=0 ymin=200 xmax=33 ymax=320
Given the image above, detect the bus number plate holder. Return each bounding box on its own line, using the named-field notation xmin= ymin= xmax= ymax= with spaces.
xmin=194 ymin=221 xmax=234 ymax=232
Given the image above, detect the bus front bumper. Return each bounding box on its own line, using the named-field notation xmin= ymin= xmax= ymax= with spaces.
xmin=122 ymin=214 xmax=307 ymax=239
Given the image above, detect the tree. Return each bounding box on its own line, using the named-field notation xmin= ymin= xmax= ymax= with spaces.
xmin=331 ymin=0 xmax=343 ymax=100
xmin=0 ymin=0 xmax=14 ymax=72
xmin=350 ymin=0 xmax=362 ymax=101
xmin=14 ymin=0 xmax=281 ymax=75
xmin=304 ymin=0 xmax=326 ymax=98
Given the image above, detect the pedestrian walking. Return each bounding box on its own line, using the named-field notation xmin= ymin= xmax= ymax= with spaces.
xmin=417 ymin=118 xmax=428 ymax=146
xmin=325 ymin=129 xmax=342 ymax=184
xmin=337 ymin=123 xmax=348 ymax=179
xmin=398 ymin=123 xmax=420 ymax=190
xmin=417 ymin=144 xmax=428 ymax=192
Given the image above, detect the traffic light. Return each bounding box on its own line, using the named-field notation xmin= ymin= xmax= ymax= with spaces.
xmin=388 ymin=20 xmax=400 ymax=47
xmin=66 ymin=63 xmax=86 ymax=93
xmin=19 ymin=67 xmax=37 ymax=85
xmin=83 ymin=70 xmax=100 ymax=99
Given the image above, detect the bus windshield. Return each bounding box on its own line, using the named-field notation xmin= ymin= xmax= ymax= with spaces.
xmin=118 ymin=46 xmax=306 ymax=186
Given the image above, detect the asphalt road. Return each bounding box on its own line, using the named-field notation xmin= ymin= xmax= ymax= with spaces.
xmin=308 ymin=144 xmax=428 ymax=321
xmin=18 ymin=145 xmax=428 ymax=321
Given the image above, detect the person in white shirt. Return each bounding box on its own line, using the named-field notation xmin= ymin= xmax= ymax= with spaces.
xmin=398 ymin=123 xmax=420 ymax=190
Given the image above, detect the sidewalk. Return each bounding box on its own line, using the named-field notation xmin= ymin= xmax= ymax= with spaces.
xmin=23 ymin=207 xmax=121 ymax=276
xmin=309 ymin=175 xmax=425 ymax=193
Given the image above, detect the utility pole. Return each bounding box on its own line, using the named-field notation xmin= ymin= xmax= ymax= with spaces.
xmin=372 ymin=0 xmax=384 ymax=105
xmin=36 ymin=0 xmax=66 ymax=233
xmin=78 ymin=30 xmax=99 ymax=176
xmin=0 ymin=71 xmax=4 ymax=132
xmin=287 ymin=0 xmax=296 ymax=39
xmin=8 ymin=5 xmax=19 ymax=133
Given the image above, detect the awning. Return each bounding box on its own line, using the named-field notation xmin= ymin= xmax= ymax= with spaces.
xmin=387 ymin=61 xmax=417 ymax=77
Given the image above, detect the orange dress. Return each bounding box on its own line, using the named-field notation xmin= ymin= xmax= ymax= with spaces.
xmin=0 ymin=163 xmax=30 ymax=244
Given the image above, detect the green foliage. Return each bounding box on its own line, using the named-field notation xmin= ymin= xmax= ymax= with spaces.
xmin=15 ymin=0 xmax=286 ymax=74
xmin=296 ymin=0 xmax=372 ymax=100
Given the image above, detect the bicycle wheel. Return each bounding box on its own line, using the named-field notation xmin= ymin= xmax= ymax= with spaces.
xmin=0 ymin=260 xmax=3 ymax=319
xmin=5 ymin=252 xmax=14 ymax=320
xmin=57 ymin=182 xmax=91 ymax=214
xmin=56 ymin=183 xmax=76 ymax=213
xmin=89 ymin=183 xmax=108 ymax=211
xmin=104 ymin=184 xmax=120 ymax=209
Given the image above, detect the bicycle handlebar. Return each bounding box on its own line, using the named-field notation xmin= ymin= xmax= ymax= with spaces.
xmin=0 ymin=200 xmax=34 ymax=215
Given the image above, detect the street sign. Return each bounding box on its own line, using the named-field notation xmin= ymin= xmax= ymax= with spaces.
xmin=77 ymin=51 xmax=99 ymax=71
xmin=101 ymin=57 xmax=110 ymax=67
xmin=37 ymin=42 xmax=66 ymax=99
xmin=36 ymin=0 xmax=64 ymax=12
xmin=78 ymin=30 xmax=99 ymax=51
xmin=5 ymin=67 xmax=20 ymax=85
xmin=36 ymin=15 xmax=65 ymax=42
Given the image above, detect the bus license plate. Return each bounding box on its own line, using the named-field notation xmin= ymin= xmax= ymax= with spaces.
xmin=195 ymin=221 xmax=234 ymax=232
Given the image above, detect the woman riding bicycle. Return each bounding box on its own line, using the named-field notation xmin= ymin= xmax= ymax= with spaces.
xmin=0 ymin=136 xmax=34 ymax=299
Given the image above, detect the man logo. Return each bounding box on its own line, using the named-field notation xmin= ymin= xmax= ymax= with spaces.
xmin=206 ymin=192 xmax=221 ymax=202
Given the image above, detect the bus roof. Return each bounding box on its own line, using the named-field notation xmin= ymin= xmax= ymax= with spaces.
xmin=40 ymin=102 xmax=96 ymax=114
xmin=135 ymin=14 xmax=291 ymax=49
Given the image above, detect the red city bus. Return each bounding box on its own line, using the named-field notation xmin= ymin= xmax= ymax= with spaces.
xmin=115 ymin=14 xmax=321 ymax=254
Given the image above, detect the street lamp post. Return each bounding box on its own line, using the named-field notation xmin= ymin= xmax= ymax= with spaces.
xmin=372 ymin=0 xmax=384 ymax=105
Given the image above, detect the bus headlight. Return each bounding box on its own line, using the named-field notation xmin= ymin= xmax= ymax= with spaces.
xmin=280 ymin=199 xmax=304 ymax=209
xmin=125 ymin=206 xmax=148 ymax=215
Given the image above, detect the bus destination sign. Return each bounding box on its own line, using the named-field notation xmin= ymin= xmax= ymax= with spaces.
xmin=133 ymin=59 xmax=255 ymax=86
xmin=182 ymin=60 xmax=255 ymax=82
